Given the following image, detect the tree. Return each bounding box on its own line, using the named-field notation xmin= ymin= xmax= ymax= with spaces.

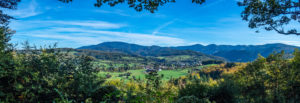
xmin=238 ymin=0 xmax=300 ymax=35
xmin=288 ymin=49 xmax=300 ymax=102
xmin=4 ymin=0 xmax=300 ymax=36
xmin=178 ymin=82 xmax=211 ymax=103
xmin=3 ymin=0 xmax=300 ymax=36
xmin=0 ymin=0 xmax=20 ymax=25
xmin=59 ymin=0 xmax=300 ymax=36
xmin=0 ymin=27 xmax=17 ymax=102
xmin=234 ymin=55 xmax=268 ymax=102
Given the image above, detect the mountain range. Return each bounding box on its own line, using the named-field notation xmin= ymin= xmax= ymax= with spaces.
xmin=174 ymin=43 xmax=299 ymax=62
xmin=78 ymin=42 xmax=300 ymax=62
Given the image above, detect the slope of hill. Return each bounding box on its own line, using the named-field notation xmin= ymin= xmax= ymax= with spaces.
xmin=174 ymin=43 xmax=299 ymax=62
xmin=78 ymin=42 xmax=299 ymax=62
xmin=78 ymin=42 xmax=224 ymax=61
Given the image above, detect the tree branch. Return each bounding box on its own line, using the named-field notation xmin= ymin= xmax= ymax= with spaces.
xmin=270 ymin=25 xmax=300 ymax=35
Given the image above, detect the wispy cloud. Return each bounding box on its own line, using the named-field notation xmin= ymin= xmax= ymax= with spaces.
xmin=152 ymin=19 xmax=177 ymax=35
xmin=10 ymin=20 xmax=126 ymax=30
xmin=56 ymin=27 xmax=186 ymax=46
xmin=94 ymin=9 xmax=166 ymax=18
xmin=15 ymin=27 xmax=187 ymax=47
xmin=48 ymin=20 xmax=126 ymax=29
xmin=32 ymin=34 xmax=102 ymax=45
xmin=7 ymin=0 xmax=41 ymax=18
xmin=197 ymin=0 xmax=227 ymax=9
xmin=94 ymin=9 xmax=130 ymax=16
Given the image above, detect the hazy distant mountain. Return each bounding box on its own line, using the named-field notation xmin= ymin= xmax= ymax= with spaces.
xmin=174 ymin=43 xmax=299 ymax=62
xmin=78 ymin=42 xmax=224 ymax=61
xmin=78 ymin=42 xmax=299 ymax=62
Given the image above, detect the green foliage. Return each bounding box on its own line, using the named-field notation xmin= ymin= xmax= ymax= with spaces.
xmin=2 ymin=39 xmax=300 ymax=102
xmin=143 ymin=71 xmax=165 ymax=102
xmin=176 ymin=96 xmax=202 ymax=103
xmin=176 ymin=74 xmax=236 ymax=103
xmin=178 ymin=82 xmax=211 ymax=101
xmin=238 ymin=0 xmax=300 ymax=35
xmin=0 ymin=27 xmax=17 ymax=102
xmin=0 ymin=41 xmax=120 ymax=102
xmin=0 ymin=0 xmax=20 ymax=25
xmin=233 ymin=51 xmax=300 ymax=102
xmin=176 ymin=50 xmax=300 ymax=103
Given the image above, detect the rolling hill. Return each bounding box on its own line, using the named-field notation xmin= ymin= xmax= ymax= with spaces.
xmin=78 ymin=42 xmax=299 ymax=62
xmin=174 ymin=43 xmax=299 ymax=62
xmin=78 ymin=42 xmax=224 ymax=61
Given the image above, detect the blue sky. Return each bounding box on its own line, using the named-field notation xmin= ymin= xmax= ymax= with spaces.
xmin=5 ymin=0 xmax=300 ymax=48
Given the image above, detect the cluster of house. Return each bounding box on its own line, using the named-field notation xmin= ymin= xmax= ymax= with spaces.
xmin=142 ymin=65 xmax=162 ymax=73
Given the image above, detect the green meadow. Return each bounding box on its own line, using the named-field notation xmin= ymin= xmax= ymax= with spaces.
xmin=98 ymin=69 xmax=188 ymax=81
xmin=98 ymin=64 xmax=216 ymax=81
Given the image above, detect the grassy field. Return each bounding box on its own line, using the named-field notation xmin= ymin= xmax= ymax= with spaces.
xmin=98 ymin=64 xmax=216 ymax=81
xmin=98 ymin=69 xmax=188 ymax=81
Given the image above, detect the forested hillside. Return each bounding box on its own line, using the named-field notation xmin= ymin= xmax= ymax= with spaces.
xmin=174 ymin=43 xmax=299 ymax=62
xmin=55 ymin=48 xmax=225 ymax=72
xmin=79 ymin=42 xmax=299 ymax=62
xmin=78 ymin=42 xmax=220 ymax=58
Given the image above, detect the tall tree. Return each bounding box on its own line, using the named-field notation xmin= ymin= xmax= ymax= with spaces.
xmin=234 ymin=55 xmax=268 ymax=102
xmin=238 ymin=0 xmax=300 ymax=35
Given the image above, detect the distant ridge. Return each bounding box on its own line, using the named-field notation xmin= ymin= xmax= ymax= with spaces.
xmin=174 ymin=43 xmax=299 ymax=62
xmin=78 ymin=41 xmax=225 ymax=61
xmin=78 ymin=42 xmax=299 ymax=62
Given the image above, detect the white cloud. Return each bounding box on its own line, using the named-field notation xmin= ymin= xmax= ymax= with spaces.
xmin=10 ymin=19 xmax=189 ymax=47
xmin=32 ymin=34 xmax=101 ymax=45
xmin=7 ymin=0 xmax=41 ymax=18
xmin=10 ymin=20 xmax=126 ymax=30
xmin=49 ymin=20 xmax=126 ymax=29
xmin=15 ymin=27 xmax=187 ymax=47
xmin=54 ymin=27 xmax=186 ymax=46
xmin=94 ymin=9 xmax=130 ymax=16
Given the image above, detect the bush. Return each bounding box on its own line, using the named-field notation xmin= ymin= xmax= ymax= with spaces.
xmin=0 ymin=42 xmax=120 ymax=102
xmin=176 ymin=96 xmax=202 ymax=103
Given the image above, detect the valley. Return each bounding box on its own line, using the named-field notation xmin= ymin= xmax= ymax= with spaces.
xmin=63 ymin=42 xmax=300 ymax=81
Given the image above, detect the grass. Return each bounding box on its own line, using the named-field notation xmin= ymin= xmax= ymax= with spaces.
xmin=98 ymin=64 xmax=217 ymax=81
xmin=158 ymin=69 xmax=188 ymax=80
xmin=98 ymin=69 xmax=146 ymax=81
